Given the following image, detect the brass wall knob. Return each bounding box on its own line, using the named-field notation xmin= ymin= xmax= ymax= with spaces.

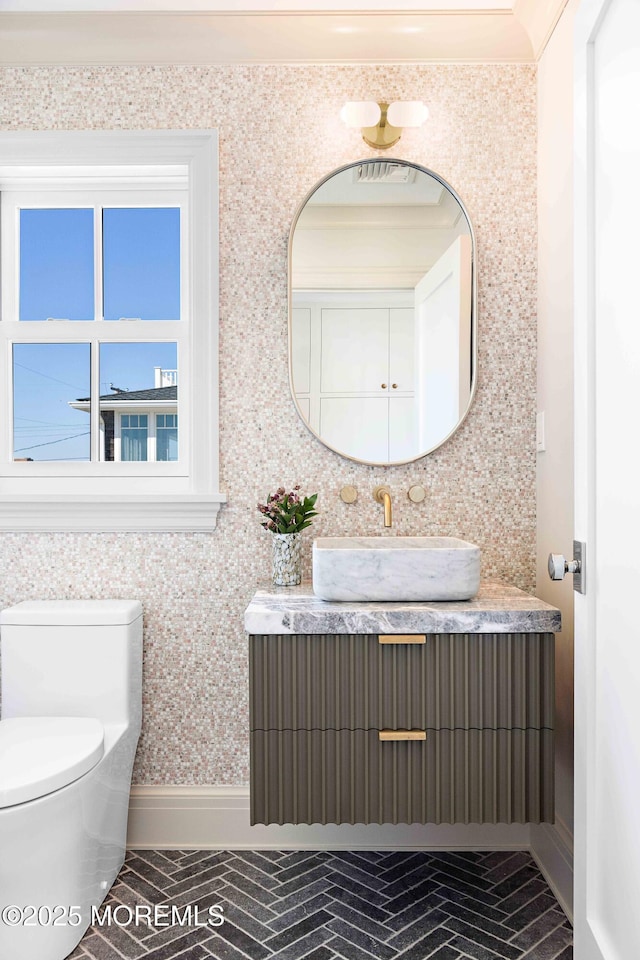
xmin=407 ymin=484 xmax=427 ymax=503
xmin=339 ymin=485 xmax=358 ymax=504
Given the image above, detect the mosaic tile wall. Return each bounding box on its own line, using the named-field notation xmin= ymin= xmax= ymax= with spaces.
xmin=0 ymin=64 xmax=537 ymax=785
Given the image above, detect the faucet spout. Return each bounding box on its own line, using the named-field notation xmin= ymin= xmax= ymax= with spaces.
xmin=373 ymin=486 xmax=393 ymax=528
xmin=382 ymin=491 xmax=392 ymax=527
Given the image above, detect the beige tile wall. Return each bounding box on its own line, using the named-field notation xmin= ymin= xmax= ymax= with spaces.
xmin=0 ymin=64 xmax=536 ymax=784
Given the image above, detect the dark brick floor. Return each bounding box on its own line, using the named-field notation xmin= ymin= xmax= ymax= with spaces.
xmin=68 ymin=850 xmax=572 ymax=960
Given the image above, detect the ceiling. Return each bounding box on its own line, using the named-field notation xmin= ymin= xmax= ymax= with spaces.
xmin=0 ymin=1 xmax=569 ymax=65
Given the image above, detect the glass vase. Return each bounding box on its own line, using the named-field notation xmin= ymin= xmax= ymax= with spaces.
xmin=271 ymin=532 xmax=302 ymax=586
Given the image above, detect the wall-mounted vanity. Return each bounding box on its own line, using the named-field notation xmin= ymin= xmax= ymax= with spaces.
xmin=245 ymin=584 xmax=560 ymax=827
xmin=289 ymin=158 xmax=476 ymax=465
xmin=257 ymin=160 xmax=560 ymax=828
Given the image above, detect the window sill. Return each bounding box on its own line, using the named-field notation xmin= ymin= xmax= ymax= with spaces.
xmin=0 ymin=493 xmax=226 ymax=532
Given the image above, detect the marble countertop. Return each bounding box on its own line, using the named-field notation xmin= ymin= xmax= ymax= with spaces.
xmin=244 ymin=581 xmax=562 ymax=635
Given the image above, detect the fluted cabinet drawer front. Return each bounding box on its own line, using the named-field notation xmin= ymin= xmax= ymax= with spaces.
xmin=250 ymin=729 xmax=554 ymax=826
xmin=249 ymin=633 xmax=555 ymax=732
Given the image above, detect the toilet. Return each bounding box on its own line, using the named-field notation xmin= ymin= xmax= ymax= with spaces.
xmin=0 ymin=599 xmax=143 ymax=960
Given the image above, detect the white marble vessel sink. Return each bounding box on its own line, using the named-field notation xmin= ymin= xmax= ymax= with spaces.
xmin=312 ymin=536 xmax=481 ymax=602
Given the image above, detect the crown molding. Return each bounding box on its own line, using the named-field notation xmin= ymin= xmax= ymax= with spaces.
xmin=0 ymin=10 xmax=534 ymax=64
xmin=0 ymin=2 xmax=514 ymax=10
xmin=513 ymin=0 xmax=570 ymax=59
xmin=0 ymin=4 xmax=570 ymax=65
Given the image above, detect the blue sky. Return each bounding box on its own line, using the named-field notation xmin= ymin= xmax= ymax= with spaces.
xmin=14 ymin=207 xmax=180 ymax=461
xmin=19 ymin=207 xmax=180 ymax=322
xmin=13 ymin=340 xmax=178 ymax=461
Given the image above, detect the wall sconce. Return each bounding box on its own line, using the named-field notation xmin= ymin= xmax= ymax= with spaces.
xmin=340 ymin=100 xmax=429 ymax=150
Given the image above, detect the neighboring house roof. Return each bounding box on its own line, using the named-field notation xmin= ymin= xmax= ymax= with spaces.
xmin=75 ymin=386 xmax=177 ymax=403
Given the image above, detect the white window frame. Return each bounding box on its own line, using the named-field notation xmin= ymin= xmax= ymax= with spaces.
xmin=0 ymin=130 xmax=225 ymax=531
xmin=3 ymin=186 xmax=188 ymax=477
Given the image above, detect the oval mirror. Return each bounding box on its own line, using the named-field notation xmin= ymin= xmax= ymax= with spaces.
xmin=288 ymin=158 xmax=476 ymax=465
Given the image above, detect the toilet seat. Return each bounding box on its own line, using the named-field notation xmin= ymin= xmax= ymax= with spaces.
xmin=0 ymin=717 xmax=104 ymax=808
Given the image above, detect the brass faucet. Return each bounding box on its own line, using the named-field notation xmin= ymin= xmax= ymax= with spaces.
xmin=373 ymin=486 xmax=393 ymax=528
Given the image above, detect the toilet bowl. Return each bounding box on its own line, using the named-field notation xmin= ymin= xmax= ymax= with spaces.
xmin=0 ymin=599 xmax=143 ymax=960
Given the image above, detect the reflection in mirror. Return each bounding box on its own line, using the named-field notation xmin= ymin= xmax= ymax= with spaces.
xmin=289 ymin=159 xmax=475 ymax=465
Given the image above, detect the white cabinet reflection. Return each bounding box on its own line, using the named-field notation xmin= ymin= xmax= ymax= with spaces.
xmin=289 ymin=160 xmax=475 ymax=465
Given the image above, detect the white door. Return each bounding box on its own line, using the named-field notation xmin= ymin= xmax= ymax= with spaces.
xmin=414 ymin=235 xmax=472 ymax=452
xmin=574 ymin=1 xmax=640 ymax=956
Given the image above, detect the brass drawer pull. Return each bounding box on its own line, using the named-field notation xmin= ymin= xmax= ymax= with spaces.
xmin=378 ymin=729 xmax=427 ymax=742
xmin=378 ymin=634 xmax=426 ymax=644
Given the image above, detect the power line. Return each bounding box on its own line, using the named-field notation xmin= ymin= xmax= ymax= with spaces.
xmin=14 ymin=362 xmax=85 ymax=392
xmin=15 ymin=431 xmax=90 ymax=453
xmin=15 ymin=417 xmax=85 ymax=426
xmin=15 ymin=426 xmax=89 ymax=433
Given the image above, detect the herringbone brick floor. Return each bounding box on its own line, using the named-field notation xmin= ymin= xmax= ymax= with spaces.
xmin=68 ymin=850 xmax=572 ymax=960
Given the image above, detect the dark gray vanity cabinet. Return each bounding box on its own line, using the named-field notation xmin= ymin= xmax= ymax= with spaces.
xmin=249 ymin=632 xmax=555 ymax=826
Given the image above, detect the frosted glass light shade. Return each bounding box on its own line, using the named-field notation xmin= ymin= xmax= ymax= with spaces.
xmin=386 ymin=101 xmax=429 ymax=128
xmin=340 ymin=101 xmax=381 ymax=129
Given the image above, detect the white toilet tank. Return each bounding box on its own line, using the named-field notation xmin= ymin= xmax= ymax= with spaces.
xmin=0 ymin=600 xmax=143 ymax=729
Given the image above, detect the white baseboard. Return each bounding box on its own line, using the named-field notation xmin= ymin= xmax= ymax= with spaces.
xmin=530 ymin=817 xmax=574 ymax=922
xmin=128 ymin=785 xmax=531 ymax=851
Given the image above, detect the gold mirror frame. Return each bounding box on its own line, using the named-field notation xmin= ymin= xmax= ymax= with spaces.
xmin=288 ymin=158 xmax=477 ymax=466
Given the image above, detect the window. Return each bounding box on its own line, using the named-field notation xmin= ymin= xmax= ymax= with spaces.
xmin=120 ymin=416 xmax=149 ymax=462
xmin=0 ymin=131 xmax=224 ymax=531
xmin=156 ymin=414 xmax=178 ymax=462
xmin=13 ymin=205 xmax=182 ymax=466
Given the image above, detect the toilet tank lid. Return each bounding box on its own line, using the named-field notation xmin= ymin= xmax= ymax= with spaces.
xmin=0 ymin=599 xmax=142 ymax=626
